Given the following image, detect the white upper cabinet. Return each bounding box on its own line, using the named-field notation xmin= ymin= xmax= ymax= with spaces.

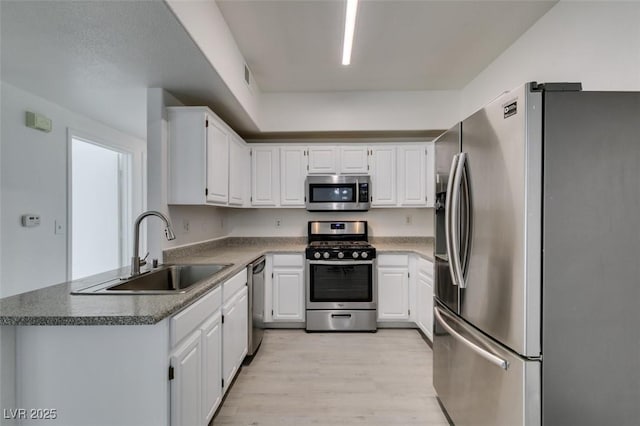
xmin=167 ymin=107 xmax=209 ymax=205
xmin=307 ymin=146 xmax=338 ymax=174
xmin=280 ymin=146 xmax=307 ymax=206
xmin=205 ymin=118 xmax=229 ymax=204
xmin=425 ymin=142 xmax=436 ymax=207
xmin=397 ymin=144 xmax=426 ymax=206
xmin=228 ymin=135 xmax=250 ymax=206
xmin=251 ymin=146 xmax=280 ymax=206
xmin=168 ymin=106 xmax=248 ymax=207
xmin=339 ymin=146 xmax=369 ymax=174
xmin=369 ymin=145 xmax=397 ymax=206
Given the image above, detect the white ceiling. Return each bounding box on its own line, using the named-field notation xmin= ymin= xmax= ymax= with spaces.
xmin=217 ymin=0 xmax=558 ymax=92
xmin=1 ymin=0 xmax=558 ymax=139
xmin=0 ymin=0 xmax=258 ymax=138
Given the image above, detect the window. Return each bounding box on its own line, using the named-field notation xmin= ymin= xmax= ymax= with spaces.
xmin=70 ymin=136 xmax=132 ymax=279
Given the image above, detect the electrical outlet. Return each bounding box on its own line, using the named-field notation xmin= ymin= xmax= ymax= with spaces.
xmin=275 ymin=218 xmax=282 ymax=228
xmin=405 ymin=215 xmax=412 ymax=225
xmin=182 ymin=219 xmax=190 ymax=233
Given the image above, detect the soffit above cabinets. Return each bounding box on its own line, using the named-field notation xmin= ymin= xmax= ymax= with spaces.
xmin=245 ymin=130 xmax=445 ymax=144
xmin=216 ymin=0 xmax=558 ymax=92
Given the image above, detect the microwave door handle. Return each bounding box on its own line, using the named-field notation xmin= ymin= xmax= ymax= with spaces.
xmin=445 ymin=154 xmax=460 ymax=286
xmin=450 ymin=152 xmax=467 ymax=288
xmin=355 ymin=178 xmax=359 ymax=205
xmin=434 ymin=306 xmax=509 ymax=370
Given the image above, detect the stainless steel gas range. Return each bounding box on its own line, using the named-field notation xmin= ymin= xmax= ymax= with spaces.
xmin=305 ymin=221 xmax=377 ymax=332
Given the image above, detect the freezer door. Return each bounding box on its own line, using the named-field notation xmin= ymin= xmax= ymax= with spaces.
xmin=433 ymin=302 xmax=540 ymax=426
xmin=459 ymin=84 xmax=542 ymax=357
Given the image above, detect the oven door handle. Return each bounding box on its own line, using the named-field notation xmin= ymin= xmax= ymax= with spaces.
xmin=308 ymin=260 xmax=375 ymax=266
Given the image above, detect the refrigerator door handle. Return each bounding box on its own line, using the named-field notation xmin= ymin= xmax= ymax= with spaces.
xmin=434 ymin=306 xmax=509 ymax=370
xmin=450 ymin=152 xmax=467 ymax=288
xmin=459 ymin=156 xmax=472 ymax=285
xmin=445 ymin=154 xmax=460 ymax=285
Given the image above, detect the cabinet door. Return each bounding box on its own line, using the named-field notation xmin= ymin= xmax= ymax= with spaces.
xmin=340 ymin=146 xmax=369 ymax=174
xmin=272 ymin=268 xmax=305 ymax=322
xmin=222 ymin=286 xmax=248 ymax=393
xmin=370 ymin=146 xmax=397 ymax=206
xmin=398 ymin=145 xmax=427 ymax=206
xmin=201 ymin=312 xmax=222 ymax=424
xmin=307 ymin=146 xmax=337 ymax=174
xmin=425 ymin=142 xmax=435 ymax=207
xmin=280 ymin=146 xmax=307 ymax=206
xmin=206 ymin=116 xmax=229 ymax=204
xmin=377 ymin=267 xmax=409 ymax=320
xmin=229 ymin=136 xmax=249 ymax=206
xmin=417 ymin=272 xmax=434 ymax=339
xmin=171 ymin=332 xmax=202 ymax=426
xmin=251 ymin=146 xmax=280 ymax=206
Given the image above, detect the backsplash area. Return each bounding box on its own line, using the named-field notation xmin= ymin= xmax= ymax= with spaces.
xmin=224 ymin=208 xmax=433 ymax=237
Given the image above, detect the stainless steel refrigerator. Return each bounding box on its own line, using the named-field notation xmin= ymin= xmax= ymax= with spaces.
xmin=432 ymin=82 xmax=640 ymax=426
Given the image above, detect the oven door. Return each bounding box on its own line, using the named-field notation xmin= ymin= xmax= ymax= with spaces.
xmin=306 ymin=260 xmax=376 ymax=310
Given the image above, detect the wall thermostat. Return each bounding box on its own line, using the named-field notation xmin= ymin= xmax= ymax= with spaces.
xmin=21 ymin=214 xmax=41 ymax=227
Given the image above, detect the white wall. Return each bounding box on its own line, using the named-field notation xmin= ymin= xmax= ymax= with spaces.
xmin=462 ymin=1 xmax=640 ymax=118
xmin=259 ymin=90 xmax=461 ymax=132
xmin=0 ymin=81 xmax=145 ymax=425
xmin=146 ymin=89 xmax=227 ymax=260
xmin=225 ymin=208 xmax=433 ymax=238
xmin=0 ymin=82 xmax=145 ymax=297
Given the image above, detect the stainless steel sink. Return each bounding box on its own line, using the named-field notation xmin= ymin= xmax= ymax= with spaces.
xmin=71 ymin=264 xmax=232 ymax=295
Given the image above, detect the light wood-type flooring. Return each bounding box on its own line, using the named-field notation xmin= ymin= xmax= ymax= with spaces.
xmin=212 ymin=329 xmax=450 ymax=425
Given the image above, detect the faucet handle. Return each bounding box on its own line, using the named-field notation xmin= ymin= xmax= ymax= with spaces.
xmin=139 ymin=252 xmax=149 ymax=266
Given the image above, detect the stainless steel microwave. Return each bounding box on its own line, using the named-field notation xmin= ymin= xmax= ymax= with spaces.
xmin=305 ymin=175 xmax=370 ymax=211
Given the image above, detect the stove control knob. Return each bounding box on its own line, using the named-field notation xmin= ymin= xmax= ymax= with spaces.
xmin=352 ymin=251 xmax=360 ymax=259
xmin=314 ymin=252 xmax=321 ymax=259
xmin=337 ymin=252 xmax=344 ymax=259
xmin=361 ymin=252 xmax=368 ymax=259
xmin=323 ymin=252 xmax=330 ymax=259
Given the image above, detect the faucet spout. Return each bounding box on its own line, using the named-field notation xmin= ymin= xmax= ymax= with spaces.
xmin=130 ymin=210 xmax=176 ymax=277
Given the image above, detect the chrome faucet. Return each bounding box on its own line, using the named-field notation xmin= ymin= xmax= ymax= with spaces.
xmin=130 ymin=210 xmax=176 ymax=277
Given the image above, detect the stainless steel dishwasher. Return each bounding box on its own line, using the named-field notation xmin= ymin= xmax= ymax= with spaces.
xmin=246 ymin=256 xmax=265 ymax=358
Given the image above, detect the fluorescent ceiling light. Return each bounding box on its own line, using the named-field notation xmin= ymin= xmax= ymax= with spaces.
xmin=342 ymin=0 xmax=358 ymax=66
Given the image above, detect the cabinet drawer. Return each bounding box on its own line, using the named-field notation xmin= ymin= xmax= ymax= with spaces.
xmin=272 ymin=254 xmax=304 ymax=267
xmin=223 ymin=268 xmax=247 ymax=303
xmin=171 ymin=286 xmax=222 ymax=348
xmin=377 ymin=254 xmax=410 ymax=267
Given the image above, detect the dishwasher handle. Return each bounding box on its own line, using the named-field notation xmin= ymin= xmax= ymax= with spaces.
xmin=250 ymin=256 xmax=266 ymax=274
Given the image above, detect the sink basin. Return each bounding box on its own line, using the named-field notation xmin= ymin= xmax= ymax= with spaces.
xmin=72 ymin=264 xmax=232 ymax=295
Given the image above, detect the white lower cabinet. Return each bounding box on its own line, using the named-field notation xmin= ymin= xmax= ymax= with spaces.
xmin=416 ymin=258 xmax=434 ymax=340
xmin=264 ymin=253 xmax=305 ymax=323
xmin=170 ymin=331 xmax=202 ymax=426
xmin=222 ymin=285 xmax=248 ymax=392
xmin=376 ymin=253 xmax=433 ymax=337
xmin=377 ymin=254 xmax=410 ymax=321
xmin=171 ymin=269 xmax=248 ymax=426
xmin=378 ymin=267 xmax=410 ymax=320
xmin=201 ymin=312 xmax=222 ymax=423
xmin=273 ymin=268 xmax=305 ymax=321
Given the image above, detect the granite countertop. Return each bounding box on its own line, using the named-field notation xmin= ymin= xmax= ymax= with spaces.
xmin=0 ymin=236 xmax=432 ymax=326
